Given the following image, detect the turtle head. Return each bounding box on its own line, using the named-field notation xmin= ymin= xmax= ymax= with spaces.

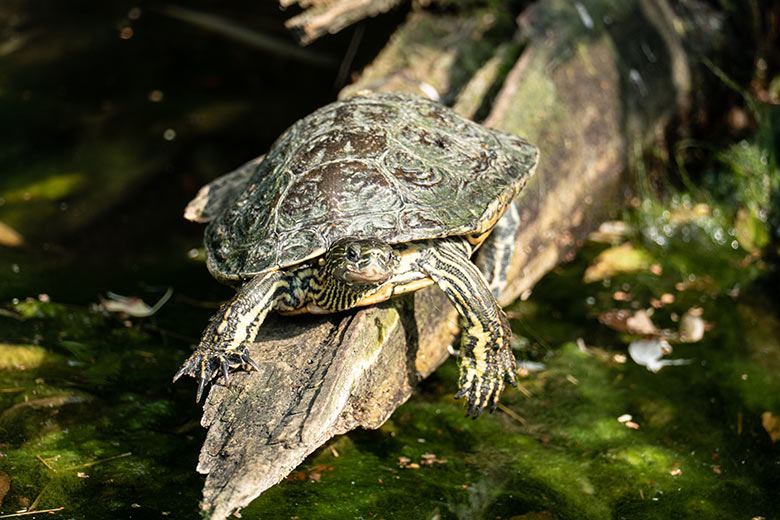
xmin=327 ymin=237 xmax=399 ymax=286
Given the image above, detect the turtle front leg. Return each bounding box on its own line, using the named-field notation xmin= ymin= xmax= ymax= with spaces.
xmin=173 ymin=270 xmax=300 ymax=402
xmin=416 ymin=238 xmax=518 ymax=417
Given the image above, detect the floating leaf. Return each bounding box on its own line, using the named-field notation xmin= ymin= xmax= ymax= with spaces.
xmin=584 ymin=243 xmax=653 ymax=282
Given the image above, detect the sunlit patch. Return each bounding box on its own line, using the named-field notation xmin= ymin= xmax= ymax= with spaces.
xmin=0 ymin=343 xmax=53 ymax=370
xmin=1 ymin=172 xmax=86 ymax=203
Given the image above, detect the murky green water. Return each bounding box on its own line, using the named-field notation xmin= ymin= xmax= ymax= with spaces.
xmin=1 ymin=3 xmax=779 ymax=520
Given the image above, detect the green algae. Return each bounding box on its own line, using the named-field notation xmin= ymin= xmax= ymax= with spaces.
xmin=0 ymin=300 xmax=205 ymax=517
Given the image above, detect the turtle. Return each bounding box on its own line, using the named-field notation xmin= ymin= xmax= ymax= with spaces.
xmin=174 ymin=91 xmax=539 ymax=417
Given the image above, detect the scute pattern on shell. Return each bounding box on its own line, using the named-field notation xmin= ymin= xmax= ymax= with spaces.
xmin=205 ymin=91 xmax=538 ymax=280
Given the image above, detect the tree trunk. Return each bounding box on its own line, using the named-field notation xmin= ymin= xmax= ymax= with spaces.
xmin=194 ymin=1 xmax=725 ymax=518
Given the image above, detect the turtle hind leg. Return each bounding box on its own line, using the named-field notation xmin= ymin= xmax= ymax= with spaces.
xmin=173 ymin=269 xmax=298 ymax=402
xmin=416 ymin=238 xmax=518 ymax=417
xmin=476 ymin=203 xmax=519 ymax=300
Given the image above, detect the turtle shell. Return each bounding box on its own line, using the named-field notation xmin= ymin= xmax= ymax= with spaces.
xmin=200 ymin=91 xmax=539 ymax=281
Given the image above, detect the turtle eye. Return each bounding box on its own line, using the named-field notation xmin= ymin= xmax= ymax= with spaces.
xmin=345 ymin=245 xmax=360 ymax=262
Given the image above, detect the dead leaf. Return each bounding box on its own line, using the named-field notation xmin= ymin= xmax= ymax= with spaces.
xmin=0 ymin=469 xmax=10 ymax=507
xmin=761 ymin=412 xmax=780 ymax=442
xmin=100 ymin=287 xmax=173 ymax=317
xmin=0 ymin=221 xmax=24 ymax=247
xmin=598 ymin=309 xmax=660 ymax=335
xmin=626 ymin=310 xmax=660 ymax=335
xmin=679 ymin=307 xmax=706 ymax=342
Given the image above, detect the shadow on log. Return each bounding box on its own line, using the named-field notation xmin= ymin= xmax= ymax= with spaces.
xmin=193 ymin=1 xmax=725 ymax=517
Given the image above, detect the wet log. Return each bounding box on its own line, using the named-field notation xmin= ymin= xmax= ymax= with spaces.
xmin=194 ymin=1 xmax=726 ymax=518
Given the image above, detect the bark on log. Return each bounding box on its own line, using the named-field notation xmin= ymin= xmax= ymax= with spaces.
xmin=282 ymin=0 xmax=405 ymax=45
xmin=194 ymin=1 xmax=725 ymax=518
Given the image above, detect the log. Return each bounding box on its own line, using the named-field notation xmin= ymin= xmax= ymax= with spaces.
xmin=193 ymin=1 xmax=725 ymax=518
xmin=282 ymin=0 xmax=405 ymax=45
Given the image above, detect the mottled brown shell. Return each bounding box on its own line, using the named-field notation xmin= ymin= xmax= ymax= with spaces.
xmin=195 ymin=91 xmax=539 ymax=281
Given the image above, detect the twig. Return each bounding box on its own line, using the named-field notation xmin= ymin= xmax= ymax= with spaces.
xmin=512 ymin=381 xmax=533 ymax=399
xmin=35 ymin=455 xmax=57 ymax=472
xmin=60 ymin=452 xmax=132 ymax=471
xmin=333 ymin=23 xmax=364 ymax=89
xmin=0 ymin=308 xmax=24 ymax=321
xmin=27 ymin=487 xmax=46 ymax=512
xmin=496 ymin=403 xmax=526 ymax=424
xmin=0 ymin=507 xmax=65 ymax=518
xmin=157 ymin=5 xmax=337 ymax=67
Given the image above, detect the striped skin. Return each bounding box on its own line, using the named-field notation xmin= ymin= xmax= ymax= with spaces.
xmin=173 ymin=269 xmax=294 ymax=402
xmin=476 ymin=203 xmax=520 ymax=299
xmin=309 ymin=238 xmax=400 ymax=312
xmin=175 ymin=236 xmax=517 ymax=416
xmin=174 ymin=238 xmax=403 ymax=402
xmin=414 ymin=238 xmax=517 ymax=417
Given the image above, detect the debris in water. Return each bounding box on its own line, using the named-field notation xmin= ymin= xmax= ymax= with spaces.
xmin=598 ymin=309 xmax=660 ymax=336
xmin=99 ymin=287 xmax=173 ymax=317
xmin=679 ymin=307 xmax=706 ymax=342
xmin=0 ymin=221 xmax=24 ymax=247
xmin=628 ymin=339 xmax=692 ymax=373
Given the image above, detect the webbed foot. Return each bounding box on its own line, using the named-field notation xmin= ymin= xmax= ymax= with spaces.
xmin=173 ymin=346 xmax=259 ymax=402
xmin=454 ymin=334 xmax=517 ymax=418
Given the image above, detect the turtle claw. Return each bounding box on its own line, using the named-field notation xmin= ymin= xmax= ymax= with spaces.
xmin=173 ymin=346 xmax=260 ymax=403
xmin=241 ymin=351 xmax=260 ymax=371
xmin=221 ymin=358 xmax=231 ymax=384
xmin=458 ymin=375 xmax=501 ymax=419
xmin=196 ymin=372 xmax=209 ymax=403
xmin=454 ymin=340 xmax=517 ymax=418
xmin=172 ymin=364 xmax=188 ymax=384
xmin=454 ymin=374 xmax=492 ymax=419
